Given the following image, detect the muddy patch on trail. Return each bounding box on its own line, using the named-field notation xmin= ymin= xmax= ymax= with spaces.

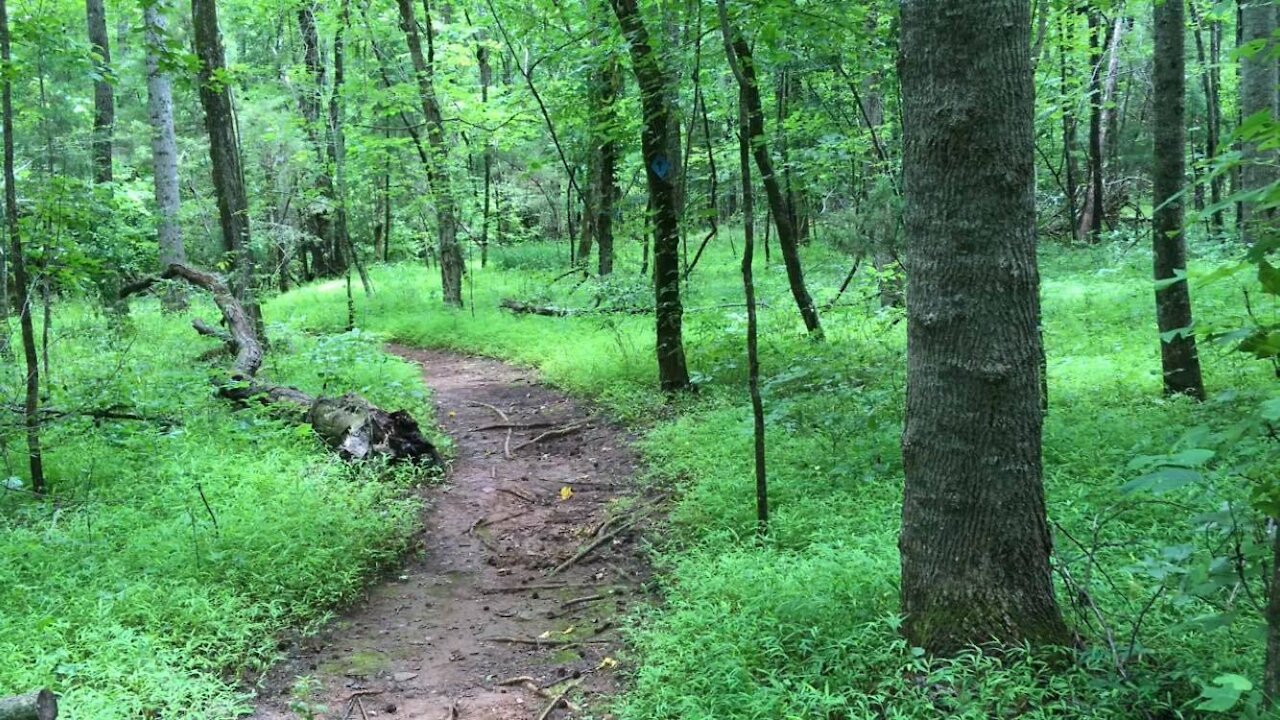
xmin=249 ymin=348 xmax=660 ymax=720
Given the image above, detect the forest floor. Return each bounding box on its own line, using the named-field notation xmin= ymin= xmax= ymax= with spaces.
xmin=250 ymin=347 xmax=655 ymax=720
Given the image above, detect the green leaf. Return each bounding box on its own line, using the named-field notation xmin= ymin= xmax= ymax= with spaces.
xmin=1196 ymin=674 xmax=1252 ymax=713
xmin=1261 ymin=398 xmax=1280 ymax=422
xmin=1122 ymin=466 xmax=1201 ymax=494
xmin=1258 ymin=260 xmax=1280 ymax=296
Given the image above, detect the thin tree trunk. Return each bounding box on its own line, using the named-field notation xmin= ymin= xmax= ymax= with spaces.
xmin=717 ymin=3 xmax=822 ymax=338
xmin=1190 ymin=0 xmax=1225 ymax=236
xmin=1078 ymin=11 xmax=1105 ymax=242
xmin=898 ymin=0 xmax=1070 ymax=654
xmin=86 ymin=0 xmax=113 ymax=184
xmin=1060 ymin=12 xmax=1079 ymax=242
xmin=1152 ymin=0 xmax=1206 ymax=401
xmin=476 ymin=30 xmax=492 ymax=268
xmin=328 ymin=0 xmax=369 ymax=295
xmin=191 ymin=0 xmax=257 ymax=314
xmin=144 ymin=0 xmax=186 ymax=309
xmin=607 ymin=0 xmax=690 ymax=393
xmin=296 ymin=5 xmax=334 ymax=277
xmin=398 ymin=0 xmax=463 ymax=306
xmin=1 ymin=0 xmax=45 ymax=494
xmin=738 ymin=85 xmax=766 ymax=536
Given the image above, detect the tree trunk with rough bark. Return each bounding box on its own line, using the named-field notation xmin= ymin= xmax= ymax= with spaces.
xmin=86 ymin=0 xmax=113 ymax=184
xmin=1240 ymin=0 xmax=1278 ymax=245
xmin=296 ymin=4 xmax=335 ymax=278
xmin=717 ymin=3 xmax=822 ymax=338
xmin=1 ymin=0 xmax=44 ymax=494
xmin=607 ymin=0 xmax=690 ymax=393
xmin=191 ymin=0 xmax=256 ymax=313
xmin=144 ymin=0 xmax=186 ymax=309
xmin=0 ymin=689 xmax=57 ymax=720
xmin=398 ymin=0 xmax=463 ymax=306
xmin=1152 ymin=0 xmax=1206 ymax=401
xmin=898 ymin=0 xmax=1071 ymax=654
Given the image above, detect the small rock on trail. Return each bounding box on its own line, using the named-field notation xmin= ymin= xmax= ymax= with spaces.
xmin=249 ymin=348 xmax=656 ymax=720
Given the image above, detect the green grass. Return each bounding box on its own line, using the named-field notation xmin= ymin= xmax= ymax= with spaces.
xmin=274 ymin=232 xmax=1277 ymax=719
xmin=0 ymin=302 xmax=437 ymax=718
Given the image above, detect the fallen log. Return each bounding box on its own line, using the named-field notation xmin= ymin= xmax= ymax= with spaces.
xmin=0 ymin=689 xmax=57 ymax=720
xmin=499 ymin=298 xmax=648 ymax=317
xmin=125 ymin=264 xmax=439 ymax=466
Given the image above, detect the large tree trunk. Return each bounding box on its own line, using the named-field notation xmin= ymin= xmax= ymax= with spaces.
xmin=398 ymin=0 xmax=463 ymax=307
xmin=0 ymin=689 xmax=57 ymax=720
xmin=1152 ymin=0 xmax=1206 ymax=401
xmin=1 ymin=0 xmax=44 ymax=494
xmin=191 ymin=0 xmax=257 ymax=315
xmin=898 ymin=0 xmax=1071 ymax=654
xmin=144 ymin=0 xmax=186 ymax=309
xmin=608 ymin=0 xmax=690 ymax=393
xmin=717 ymin=3 xmax=822 ymax=338
xmin=1240 ymin=0 xmax=1278 ymax=245
xmin=86 ymin=0 xmax=113 ymax=184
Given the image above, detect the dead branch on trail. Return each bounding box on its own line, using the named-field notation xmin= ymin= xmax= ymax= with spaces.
xmin=122 ymin=263 xmax=439 ymax=465
xmin=509 ymin=422 xmax=589 ymax=454
xmin=480 ymin=582 xmax=570 ymax=594
xmin=497 ymin=486 xmax=539 ymax=504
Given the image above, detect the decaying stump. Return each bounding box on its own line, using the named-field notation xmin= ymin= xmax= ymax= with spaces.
xmin=127 ymin=264 xmax=439 ymax=465
xmin=0 ymin=690 xmax=57 ymax=720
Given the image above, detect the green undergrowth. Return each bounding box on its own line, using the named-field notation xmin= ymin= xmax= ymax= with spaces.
xmin=273 ymin=233 xmax=1279 ymax=719
xmin=0 ymin=300 xmax=437 ymax=718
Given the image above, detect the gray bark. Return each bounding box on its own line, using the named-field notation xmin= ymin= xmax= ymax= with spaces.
xmin=1240 ymin=0 xmax=1278 ymax=244
xmin=144 ymin=0 xmax=186 ymax=301
xmin=398 ymin=0 xmax=463 ymax=307
xmin=0 ymin=690 xmax=57 ymax=720
xmin=86 ymin=0 xmax=113 ymax=184
xmin=898 ymin=0 xmax=1070 ymax=653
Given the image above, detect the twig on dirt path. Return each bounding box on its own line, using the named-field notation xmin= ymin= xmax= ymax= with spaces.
xmin=496 ymin=676 xmax=583 ymax=714
xmin=497 ymin=486 xmax=539 ymax=504
xmin=442 ymin=698 xmax=458 ymax=720
xmin=550 ymin=519 xmax=640 ymax=576
xmin=548 ymin=592 xmax=614 ymax=619
xmin=470 ymin=401 xmax=512 ymax=423
xmin=472 ymin=421 xmax=556 ymax=432
xmin=484 ymin=635 xmax=612 ymax=646
xmin=469 ymin=402 xmax=518 ymax=459
xmin=468 ymin=509 xmax=532 ymax=534
xmin=536 ymin=682 xmax=579 ymax=720
xmin=497 ymin=675 xmax=539 ymax=687
xmin=480 ymin=582 xmax=570 ymax=594
xmin=593 ymin=492 xmax=671 ymax=538
xmin=509 ymin=422 xmax=590 ymax=454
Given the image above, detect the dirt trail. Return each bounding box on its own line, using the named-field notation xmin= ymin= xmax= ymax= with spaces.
xmin=251 ymin=348 xmax=654 ymax=720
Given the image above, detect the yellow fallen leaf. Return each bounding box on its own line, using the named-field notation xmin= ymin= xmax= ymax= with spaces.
xmin=448 ymin=411 xmax=456 ymax=418
xmin=559 ymin=486 xmax=574 ymax=501
xmin=538 ymin=630 xmax=551 ymax=639
xmin=561 ymin=625 xmax=576 ymax=635
xmin=596 ymin=657 xmax=618 ymax=671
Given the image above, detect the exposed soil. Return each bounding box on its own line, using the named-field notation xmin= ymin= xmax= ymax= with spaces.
xmin=250 ymin=347 xmax=656 ymax=720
